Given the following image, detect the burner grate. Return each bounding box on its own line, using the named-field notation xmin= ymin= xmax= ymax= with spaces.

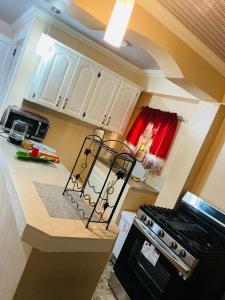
xmin=178 ymin=230 xmax=225 ymax=255
xmin=143 ymin=205 xmax=191 ymax=223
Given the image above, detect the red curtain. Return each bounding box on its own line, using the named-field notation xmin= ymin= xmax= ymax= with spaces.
xmin=126 ymin=106 xmax=178 ymax=159
xmin=126 ymin=106 xmax=154 ymax=145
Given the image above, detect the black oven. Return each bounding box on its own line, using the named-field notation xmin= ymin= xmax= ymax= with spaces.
xmin=114 ymin=216 xmax=225 ymax=300
xmin=114 ymin=218 xmax=189 ymax=300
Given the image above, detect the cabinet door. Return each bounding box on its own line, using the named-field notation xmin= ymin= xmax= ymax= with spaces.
xmin=106 ymin=81 xmax=140 ymax=134
xmin=85 ymin=70 xmax=121 ymax=127
xmin=60 ymin=57 xmax=100 ymax=118
xmin=0 ymin=34 xmax=15 ymax=102
xmin=34 ymin=42 xmax=79 ymax=110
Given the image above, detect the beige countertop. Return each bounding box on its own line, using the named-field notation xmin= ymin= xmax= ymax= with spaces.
xmin=96 ymin=156 xmax=159 ymax=194
xmin=0 ymin=138 xmax=118 ymax=253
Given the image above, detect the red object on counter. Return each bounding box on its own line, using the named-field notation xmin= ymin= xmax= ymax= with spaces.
xmin=30 ymin=146 xmax=39 ymax=157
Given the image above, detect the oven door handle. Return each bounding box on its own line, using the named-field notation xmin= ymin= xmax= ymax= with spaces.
xmin=134 ymin=218 xmax=193 ymax=279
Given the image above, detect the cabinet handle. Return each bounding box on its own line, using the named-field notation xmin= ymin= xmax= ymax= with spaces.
xmin=106 ymin=116 xmax=111 ymax=126
xmin=63 ymin=98 xmax=68 ymax=109
xmin=102 ymin=115 xmax=107 ymax=125
xmin=56 ymin=96 xmax=62 ymax=107
xmin=82 ymin=112 xmax=86 ymax=118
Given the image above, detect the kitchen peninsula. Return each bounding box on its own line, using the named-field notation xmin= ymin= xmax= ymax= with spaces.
xmin=0 ymin=138 xmax=118 ymax=300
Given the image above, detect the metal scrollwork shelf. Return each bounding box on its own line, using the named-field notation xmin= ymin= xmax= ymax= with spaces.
xmin=63 ymin=135 xmax=136 ymax=229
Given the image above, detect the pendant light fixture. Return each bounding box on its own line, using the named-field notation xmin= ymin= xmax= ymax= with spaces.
xmin=36 ymin=7 xmax=61 ymax=59
xmin=104 ymin=0 xmax=135 ymax=47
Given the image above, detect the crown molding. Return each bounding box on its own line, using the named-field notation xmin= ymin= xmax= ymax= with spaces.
xmin=140 ymin=69 xmax=164 ymax=77
xmin=137 ymin=0 xmax=225 ymax=77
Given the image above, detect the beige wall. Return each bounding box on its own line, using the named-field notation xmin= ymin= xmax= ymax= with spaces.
xmin=155 ymin=101 xmax=220 ymax=208
xmin=22 ymin=100 xmax=98 ymax=171
xmin=192 ymin=107 xmax=225 ymax=212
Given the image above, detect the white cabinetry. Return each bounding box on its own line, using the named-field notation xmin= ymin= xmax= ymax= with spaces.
xmin=106 ymin=81 xmax=140 ymax=134
xmin=84 ymin=70 xmax=121 ymax=127
xmin=33 ymin=42 xmax=79 ymax=110
xmin=0 ymin=34 xmax=15 ymax=103
xmin=28 ymin=38 xmax=141 ymax=134
xmin=60 ymin=56 xmax=100 ymax=118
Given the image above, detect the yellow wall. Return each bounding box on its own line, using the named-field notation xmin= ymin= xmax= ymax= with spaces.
xmin=73 ymin=0 xmax=225 ymax=101
xmin=22 ymin=100 xmax=109 ymax=171
xmin=191 ymin=107 xmax=225 ymax=212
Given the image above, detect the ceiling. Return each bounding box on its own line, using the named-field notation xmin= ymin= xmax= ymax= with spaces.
xmin=158 ymin=0 xmax=225 ymax=62
xmin=0 ymin=0 xmax=160 ymax=70
xmin=0 ymin=0 xmax=31 ymax=24
xmin=0 ymin=0 xmax=224 ymax=69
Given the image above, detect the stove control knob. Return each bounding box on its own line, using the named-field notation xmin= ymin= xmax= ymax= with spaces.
xmin=147 ymin=220 xmax=153 ymax=227
xmin=141 ymin=215 xmax=147 ymax=222
xmin=179 ymin=249 xmax=186 ymax=258
xmin=170 ymin=242 xmax=177 ymax=250
xmin=157 ymin=230 xmax=164 ymax=237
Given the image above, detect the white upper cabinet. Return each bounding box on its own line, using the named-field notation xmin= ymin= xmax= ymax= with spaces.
xmin=60 ymin=56 xmax=100 ymax=118
xmin=28 ymin=38 xmax=142 ymax=133
xmin=34 ymin=42 xmax=79 ymax=110
xmin=85 ymin=70 xmax=121 ymax=127
xmin=106 ymin=81 xmax=140 ymax=134
xmin=0 ymin=34 xmax=15 ymax=102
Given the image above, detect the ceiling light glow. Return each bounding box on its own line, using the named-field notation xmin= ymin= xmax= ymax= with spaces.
xmin=104 ymin=0 xmax=135 ymax=47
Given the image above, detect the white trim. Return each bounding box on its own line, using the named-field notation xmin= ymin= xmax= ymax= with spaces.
xmin=137 ymin=0 xmax=225 ymax=77
xmin=140 ymin=69 xmax=164 ymax=77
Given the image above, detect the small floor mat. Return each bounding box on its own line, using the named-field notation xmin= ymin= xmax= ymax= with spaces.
xmin=34 ymin=181 xmax=99 ymax=221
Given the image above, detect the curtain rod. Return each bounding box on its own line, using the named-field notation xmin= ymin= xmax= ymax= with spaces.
xmin=137 ymin=106 xmax=187 ymax=123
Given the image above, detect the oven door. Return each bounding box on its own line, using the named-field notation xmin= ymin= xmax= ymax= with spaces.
xmin=114 ymin=218 xmax=192 ymax=300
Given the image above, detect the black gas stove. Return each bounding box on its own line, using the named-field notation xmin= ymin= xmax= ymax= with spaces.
xmin=140 ymin=200 xmax=225 ymax=260
xmin=114 ymin=192 xmax=225 ymax=300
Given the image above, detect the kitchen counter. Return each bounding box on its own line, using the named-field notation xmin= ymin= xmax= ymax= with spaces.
xmin=0 ymin=139 xmax=118 ymax=252
xmin=97 ymin=156 xmax=159 ymax=194
xmin=0 ymin=138 xmax=118 ymax=300
xmin=128 ymin=178 xmax=159 ymax=194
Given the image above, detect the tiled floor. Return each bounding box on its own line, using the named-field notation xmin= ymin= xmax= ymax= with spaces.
xmin=92 ymin=261 xmax=117 ymax=300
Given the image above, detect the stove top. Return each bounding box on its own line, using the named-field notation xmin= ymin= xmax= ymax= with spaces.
xmin=141 ymin=204 xmax=225 ymax=257
xmin=137 ymin=193 xmax=225 ymax=270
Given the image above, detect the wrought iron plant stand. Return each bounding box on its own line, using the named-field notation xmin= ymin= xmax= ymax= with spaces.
xmin=63 ymin=135 xmax=136 ymax=229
